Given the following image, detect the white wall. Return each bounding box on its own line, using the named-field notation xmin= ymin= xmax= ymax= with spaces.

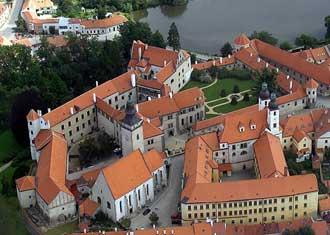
xmin=17 ymin=189 xmax=36 ymax=208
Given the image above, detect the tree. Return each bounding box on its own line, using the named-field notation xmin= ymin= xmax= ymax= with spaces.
xmin=250 ymin=31 xmax=278 ymax=45
xmin=167 ymin=22 xmax=181 ymax=50
xmin=243 ymin=93 xmax=250 ymax=101
xmin=190 ymin=53 xmax=197 ymax=64
xmin=79 ymin=137 xmax=100 ymax=166
xmin=280 ymin=41 xmax=293 ymax=51
xmin=10 ymin=88 xmax=45 ymax=146
xmin=149 ymin=212 xmax=159 ymax=225
xmin=97 ymin=6 xmax=107 ymax=19
xmin=325 ymin=15 xmax=330 ymax=39
xmin=208 ymin=66 xmax=218 ymax=78
xmin=230 ymin=96 xmax=238 ymax=105
xmin=220 ymin=89 xmax=227 ymax=97
xmin=253 ymin=68 xmax=278 ymax=95
xmin=15 ymin=15 xmax=27 ymax=33
xmin=295 ymin=34 xmax=319 ymax=48
xmin=190 ymin=70 xmax=203 ymax=81
xmin=151 ymin=30 xmax=166 ymax=48
xmin=233 ymin=85 xmax=240 ymax=93
xmin=220 ymin=42 xmax=233 ymax=57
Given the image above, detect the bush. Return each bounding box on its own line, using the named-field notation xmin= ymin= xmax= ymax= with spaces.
xmin=149 ymin=211 xmax=159 ymax=225
xmin=243 ymin=93 xmax=250 ymax=102
xmin=119 ymin=218 xmax=131 ymax=229
xmin=233 ymin=85 xmax=240 ymax=93
xmin=220 ymin=89 xmax=227 ymax=97
xmin=230 ymin=96 xmax=238 ymax=105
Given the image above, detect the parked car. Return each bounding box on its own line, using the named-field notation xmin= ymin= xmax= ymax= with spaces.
xmin=171 ymin=212 xmax=182 ymax=225
xmin=143 ymin=208 xmax=151 ymax=216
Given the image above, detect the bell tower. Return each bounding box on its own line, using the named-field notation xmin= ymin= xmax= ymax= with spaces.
xmin=258 ymin=82 xmax=270 ymax=111
xmin=120 ymin=101 xmax=144 ymax=156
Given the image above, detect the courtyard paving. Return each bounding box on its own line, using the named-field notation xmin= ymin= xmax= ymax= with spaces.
xmin=130 ymin=154 xmax=184 ymax=229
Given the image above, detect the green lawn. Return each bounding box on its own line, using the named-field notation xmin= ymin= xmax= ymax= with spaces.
xmin=0 ymin=196 xmax=29 ymax=235
xmin=0 ymin=130 xmax=23 ymax=164
xmin=203 ymin=78 xmax=256 ymax=101
xmin=214 ymin=97 xmax=257 ymax=114
xmin=206 ymin=113 xmax=218 ymax=119
xmin=46 ymin=221 xmax=78 ymax=235
xmin=207 ymin=98 xmax=228 ymax=107
xmin=182 ymin=80 xmax=210 ymax=90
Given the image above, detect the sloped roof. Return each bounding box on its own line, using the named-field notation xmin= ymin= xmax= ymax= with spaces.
xmin=79 ymin=198 xmax=100 ymax=217
xmin=16 ymin=176 xmax=35 ymax=191
xmin=81 ymin=14 xmax=127 ymax=29
xmin=234 ymin=33 xmax=250 ymax=46
xmin=143 ymin=149 xmax=164 ymax=172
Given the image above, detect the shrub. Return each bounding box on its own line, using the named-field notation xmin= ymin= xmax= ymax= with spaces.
xmin=220 ymin=89 xmax=227 ymax=97
xmin=243 ymin=93 xmax=250 ymax=102
xmin=233 ymin=85 xmax=240 ymax=93
xmin=149 ymin=211 xmax=159 ymax=225
xmin=230 ymin=96 xmax=238 ymax=105
xmin=119 ymin=218 xmax=131 ymax=229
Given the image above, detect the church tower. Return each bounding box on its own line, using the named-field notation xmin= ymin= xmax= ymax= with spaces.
xmin=258 ymin=82 xmax=270 ymax=111
xmin=267 ymin=93 xmax=281 ymax=138
xmin=120 ymin=101 xmax=144 ymax=156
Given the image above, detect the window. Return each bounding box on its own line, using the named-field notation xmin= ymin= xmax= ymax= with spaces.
xmin=188 ymin=206 xmax=191 ymax=211
xmin=137 ymin=134 xmax=140 ymax=140
xmin=97 ymin=197 xmax=101 ymax=204
xmin=61 ymin=125 xmax=64 ymax=130
xmin=107 ymin=201 xmax=111 ymax=209
xmin=120 ymin=201 xmax=122 ymax=213
xmin=138 ymin=190 xmax=141 ymax=201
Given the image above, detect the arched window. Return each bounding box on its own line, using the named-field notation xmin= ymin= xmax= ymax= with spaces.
xmin=232 ymin=152 xmax=236 ymax=157
xmin=97 ymin=197 xmax=101 ymax=204
xmin=240 ymin=151 xmax=248 ymax=155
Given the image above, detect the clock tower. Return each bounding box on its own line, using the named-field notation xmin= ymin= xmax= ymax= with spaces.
xmin=120 ymin=101 xmax=144 ymax=156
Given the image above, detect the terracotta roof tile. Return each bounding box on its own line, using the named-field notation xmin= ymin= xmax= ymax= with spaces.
xmin=234 ymin=33 xmax=250 ymax=46
xmin=16 ymin=176 xmax=35 ymax=191
xmin=143 ymin=149 xmax=164 ymax=172
xmin=142 ymin=120 xmax=163 ymax=139
xmin=27 ymin=109 xmax=39 ymax=121
xmin=79 ymin=198 xmax=100 ymax=217
xmin=81 ymin=14 xmax=127 ymax=29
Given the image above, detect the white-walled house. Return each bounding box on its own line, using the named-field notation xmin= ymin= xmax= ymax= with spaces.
xmin=91 ymin=149 xmax=166 ymax=221
xmin=16 ymin=176 xmax=36 ymax=208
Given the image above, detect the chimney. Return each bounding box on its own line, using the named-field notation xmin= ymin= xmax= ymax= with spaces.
xmin=163 ymin=60 xmax=167 ymax=67
xmin=157 ymin=94 xmax=161 ymax=98
xmin=147 ymin=96 xmax=151 ymax=101
xmin=228 ymin=54 xmax=231 ymax=58
xmin=95 ymin=80 xmax=99 ymax=87
xmin=70 ymin=107 xmax=74 ymax=115
xmin=286 ymin=75 xmax=290 ymax=80
xmin=83 ymin=228 xmax=86 ymax=234
xmin=220 ymin=57 xmax=223 ymax=64
xmin=284 ymin=166 xmax=288 ymax=176
xmin=212 ymin=60 xmax=215 ymax=66
xmin=266 ymin=62 xmax=269 ymax=68
xmin=163 ymin=230 xmax=166 ymax=235
xmin=169 ymin=92 xmax=173 ymax=98
xmin=145 ymin=44 xmax=148 ymax=50
xmin=102 ymin=232 xmax=105 ymax=235
xmin=289 ymin=80 xmax=293 ymax=90
xmin=135 ymin=104 xmax=139 ymax=112
xmin=147 ymin=118 xmax=150 ymax=123
xmin=138 ymin=47 xmax=142 ymax=61
xmin=257 ymin=57 xmax=261 ymax=63
xmin=195 ymin=60 xmax=197 ymax=64
xmin=171 ymin=230 xmax=174 ymax=235
xmin=131 ymin=73 xmax=136 ymax=87
xmin=93 ymin=93 xmax=96 ymax=103
xmin=37 ymin=110 xmax=42 ymax=117
xmin=47 ymin=120 xmax=50 ymax=127
xmin=47 ymin=108 xmax=51 ymax=113
xmin=276 ymin=68 xmax=279 ymax=73
xmin=153 ymin=224 xmax=155 ymax=229
xmin=115 ymin=228 xmax=117 ymax=232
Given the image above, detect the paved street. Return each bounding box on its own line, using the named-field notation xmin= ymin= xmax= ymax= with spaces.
xmin=130 ymin=154 xmax=184 ymax=229
xmin=0 ymin=0 xmax=24 ymax=39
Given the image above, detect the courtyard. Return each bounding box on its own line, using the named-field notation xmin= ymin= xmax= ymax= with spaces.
xmin=182 ymin=77 xmax=257 ymax=119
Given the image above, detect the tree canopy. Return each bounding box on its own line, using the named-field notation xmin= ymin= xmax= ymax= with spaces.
xmin=250 ymin=31 xmax=278 ymax=45
xmin=295 ymin=34 xmax=319 ymax=48
xmin=167 ymin=22 xmax=181 ymax=50
xmin=220 ymin=42 xmax=233 ymax=57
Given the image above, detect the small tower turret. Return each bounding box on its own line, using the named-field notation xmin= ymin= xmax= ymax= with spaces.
xmin=258 ymin=82 xmax=270 ymax=111
xmin=304 ymin=78 xmax=318 ymax=107
xmin=267 ymin=93 xmax=280 ymax=137
xmin=120 ymin=101 xmax=144 ymax=156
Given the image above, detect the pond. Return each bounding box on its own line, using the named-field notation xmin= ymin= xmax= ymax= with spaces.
xmin=133 ymin=0 xmax=330 ymax=54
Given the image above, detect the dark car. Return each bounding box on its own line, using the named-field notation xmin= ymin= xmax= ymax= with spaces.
xmin=171 ymin=212 xmax=182 ymax=225
xmin=143 ymin=208 xmax=151 ymax=216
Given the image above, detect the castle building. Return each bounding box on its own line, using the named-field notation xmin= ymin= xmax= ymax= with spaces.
xmin=91 ymin=149 xmax=166 ymax=221
xmin=128 ymin=40 xmax=193 ymax=96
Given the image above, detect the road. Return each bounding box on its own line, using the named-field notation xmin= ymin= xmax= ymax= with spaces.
xmin=0 ymin=0 xmax=24 ymax=40
xmin=130 ymin=154 xmax=184 ymax=229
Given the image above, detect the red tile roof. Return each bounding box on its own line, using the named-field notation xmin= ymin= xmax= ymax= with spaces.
xmin=79 ymin=198 xmax=100 ymax=217
xmin=16 ymin=176 xmax=35 ymax=191
xmin=81 ymin=14 xmax=127 ymax=29
xmin=234 ymin=33 xmax=250 ymax=46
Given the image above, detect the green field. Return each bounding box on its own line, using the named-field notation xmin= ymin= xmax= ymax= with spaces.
xmin=46 ymin=221 xmax=78 ymax=235
xmin=203 ymin=78 xmax=256 ymax=101
xmin=207 ymin=98 xmax=228 ymax=107
xmin=0 ymin=196 xmax=29 ymax=235
xmin=0 ymin=130 xmax=23 ymax=164
xmin=214 ymin=97 xmax=257 ymax=114
xmin=182 ymin=80 xmax=210 ymax=90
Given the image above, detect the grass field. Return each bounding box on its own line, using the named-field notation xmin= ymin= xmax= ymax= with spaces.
xmin=46 ymin=221 xmax=78 ymax=235
xmin=0 ymin=196 xmax=29 ymax=235
xmin=203 ymin=78 xmax=256 ymax=101
xmin=207 ymin=98 xmax=228 ymax=107
xmin=182 ymin=80 xmax=210 ymax=90
xmin=214 ymin=97 xmax=257 ymax=114
xmin=0 ymin=130 xmax=23 ymax=164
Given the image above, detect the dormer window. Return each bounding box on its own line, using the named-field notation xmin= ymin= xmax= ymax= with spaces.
xmin=239 ymin=127 xmax=245 ymax=133
xmin=250 ymin=124 xmax=256 ymax=130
